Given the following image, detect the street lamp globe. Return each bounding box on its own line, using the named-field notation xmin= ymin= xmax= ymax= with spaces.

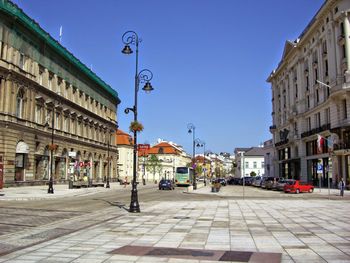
xmin=142 ymin=82 xmax=153 ymax=93
xmin=122 ymin=44 xmax=133 ymax=54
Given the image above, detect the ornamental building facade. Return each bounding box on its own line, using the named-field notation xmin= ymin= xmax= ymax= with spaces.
xmin=267 ymin=0 xmax=350 ymax=188
xmin=0 ymin=0 xmax=120 ymax=186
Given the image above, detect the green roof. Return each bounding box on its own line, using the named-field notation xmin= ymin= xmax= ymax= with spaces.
xmin=0 ymin=0 xmax=120 ymax=104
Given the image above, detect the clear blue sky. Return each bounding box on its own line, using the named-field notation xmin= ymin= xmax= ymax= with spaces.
xmin=13 ymin=0 xmax=324 ymax=154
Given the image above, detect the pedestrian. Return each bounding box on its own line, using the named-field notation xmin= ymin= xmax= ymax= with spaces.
xmin=338 ymin=178 xmax=345 ymax=197
xmin=124 ymin=176 xmax=128 ymax=188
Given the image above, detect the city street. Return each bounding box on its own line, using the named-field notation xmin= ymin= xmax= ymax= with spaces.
xmin=0 ymin=184 xmax=349 ymax=262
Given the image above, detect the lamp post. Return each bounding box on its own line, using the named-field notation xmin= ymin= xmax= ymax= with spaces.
xmin=106 ymin=131 xmax=111 ymax=188
xmin=187 ymin=123 xmax=197 ymax=190
xmin=122 ymin=31 xmax=154 ymax=213
xmin=107 ymin=118 xmax=119 ymax=188
xmin=196 ymin=139 xmax=206 ymax=186
xmin=48 ymin=103 xmax=55 ymax=194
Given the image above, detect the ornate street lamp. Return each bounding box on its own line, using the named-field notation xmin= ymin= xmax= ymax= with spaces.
xmin=196 ymin=139 xmax=206 ymax=186
xmin=48 ymin=103 xmax=55 ymax=194
xmin=187 ymin=123 xmax=197 ymax=190
xmin=122 ymin=31 xmax=154 ymax=213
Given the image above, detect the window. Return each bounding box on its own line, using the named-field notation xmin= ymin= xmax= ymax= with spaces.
xmin=307 ymin=117 xmax=311 ymax=131
xmin=306 ymin=75 xmax=309 ymax=90
xmin=16 ymin=89 xmax=24 ymax=118
xmin=343 ymin=99 xmax=347 ymax=119
xmin=307 ymin=95 xmax=310 ymax=108
xmin=64 ymin=116 xmax=68 ymax=132
xmin=35 ymin=105 xmax=42 ymax=124
xmin=38 ymin=69 xmax=43 ymax=85
xmin=253 ymin=162 xmax=257 ymax=168
xmin=55 ymin=112 xmax=60 ymax=130
xmin=261 ymin=162 xmax=264 ymax=168
xmin=315 ymin=112 xmax=321 ymax=128
xmin=314 ymin=67 xmax=318 ymax=84
xmin=325 ymin=108 xmax=330 ymax=125
xmin=48 ymin=74 xmax=53 ymax=90
xmin=245 ymin=162 xmax=248 ymax=169
xmin=19 ymin=53 xmax=25 ymax=70
xmin=295 ymin=84 xmax=298 ymax=98
xmin=316 ymin=89 xmax=320 ymax=103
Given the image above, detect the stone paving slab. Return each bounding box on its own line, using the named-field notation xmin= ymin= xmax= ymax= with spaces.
xmin=0 ymin=199 xmax=348 ymax=262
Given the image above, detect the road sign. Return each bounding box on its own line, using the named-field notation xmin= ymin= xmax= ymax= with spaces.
xmin=317 ymin=163 xmax=323 ymax=174
xmin=138 ymin=144 xmax=150 ymax=151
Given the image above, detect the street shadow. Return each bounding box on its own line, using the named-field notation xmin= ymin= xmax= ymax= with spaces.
xmin=93 ymin=199 xmax=128 ymax=211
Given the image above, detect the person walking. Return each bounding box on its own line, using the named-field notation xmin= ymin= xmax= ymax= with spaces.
xmin=338 ymin=178 xmax=345 ymax=197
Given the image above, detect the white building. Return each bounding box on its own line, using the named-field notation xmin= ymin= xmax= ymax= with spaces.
xmin=267 ymin=0 xmax=350 ymax=188
xmin=263 ymin=139 xmax=275 ymax=178
xmin=234 ymin=147 xmax=265 ymax=178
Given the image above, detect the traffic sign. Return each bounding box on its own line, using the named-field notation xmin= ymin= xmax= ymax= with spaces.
xmin=317 ymin=163 xmax=323 ymax=174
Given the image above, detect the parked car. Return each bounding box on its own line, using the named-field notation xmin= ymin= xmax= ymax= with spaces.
xmin=251 ymin=176 xmax=262 ymax=187
xmin=159 ymin=179 xmax=175 ymax=190
xmin=261 ymin=177 xmax=275 ymax=189
xmin=284 ymin=180 xmax=314 ymax=194
xmin=227 ymin=177 xmax=240 ymax=185
xmin=214 ymin=178 xmax=227 ymax=186
xmin=239 ymin=177 xmax=253 ymax=186
xmin=266 ymin=177 xmax=281 ymax=190
xmin=275 ymin=178 xmax=293 ymax=191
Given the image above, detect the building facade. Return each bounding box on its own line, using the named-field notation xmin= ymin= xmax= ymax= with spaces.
xmin=263 ymin=139 xmax=275 ymax=178
xmin=116 ymin=129 xmax=133 ymax=182
xmin=139 ymin=140 xmax=191 ymax=183
xmin=0 ymin=0 xmax=120 ymax=186
xmin=267 ymin=0 xmax=350 ymax=188
xmin=234 ymin=147 xmax=265 ymax=178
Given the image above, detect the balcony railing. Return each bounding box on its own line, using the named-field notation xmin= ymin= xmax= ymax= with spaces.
xmin=334 ymin=142 xmax=350 ymax=151
xmin=301 ymin=123 xmax=331 ymax=138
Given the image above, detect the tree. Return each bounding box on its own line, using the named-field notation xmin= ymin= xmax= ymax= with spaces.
xmin=145 ymin=154 xmax=163 ymax=182
xmin=250 ymin=171 xmax=257 ymax=177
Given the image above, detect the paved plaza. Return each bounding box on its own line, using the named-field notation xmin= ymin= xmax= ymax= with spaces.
xmin=0 ymin=185 xmax=349 ymax=262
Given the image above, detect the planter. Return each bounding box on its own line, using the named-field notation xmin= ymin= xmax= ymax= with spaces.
xmin=129 ymin=121 xmax=144 ymax=133
xmin=211 ymin=186 xmax=220 ymax=192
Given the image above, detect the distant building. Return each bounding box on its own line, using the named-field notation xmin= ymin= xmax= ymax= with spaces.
xmin=116 ymin=129 xmax=133 ymax=181
xmin=263 ymin=139 xmax=275 ymax=178
xmin=138 ymin=140 xmax=191 ymax=183
xmin=234 ymin=147 xmax=265 ymax=177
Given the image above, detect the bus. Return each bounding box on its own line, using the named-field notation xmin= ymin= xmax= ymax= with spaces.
xmin=175 ymin=167 xmax=194 ymax=186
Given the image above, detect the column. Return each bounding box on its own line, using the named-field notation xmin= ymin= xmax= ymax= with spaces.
xmin=344 ymin=13 xmax=350 ymax=81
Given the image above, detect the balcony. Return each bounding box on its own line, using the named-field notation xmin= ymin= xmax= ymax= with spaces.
xmin=334 ymin=142 xmax=350 ymax=151
xmin=301 ymin=123 xmax=331 ymax=138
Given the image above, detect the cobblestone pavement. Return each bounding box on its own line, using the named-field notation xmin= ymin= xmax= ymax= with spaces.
xmin=0 ymin=185 xmax=349 ymax=263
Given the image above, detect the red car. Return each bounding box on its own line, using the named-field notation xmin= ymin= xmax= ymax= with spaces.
xmin=284 ymin=180 xmax=314 ymax=194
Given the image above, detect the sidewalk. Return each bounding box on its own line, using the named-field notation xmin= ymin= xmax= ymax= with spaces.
xmin=0 ymin=195 xmax=349 ymax=262
xmin=0 ymin=185 xmax=349 ymax=262
xmin=0 ymin=182 xmax=150 ymax=201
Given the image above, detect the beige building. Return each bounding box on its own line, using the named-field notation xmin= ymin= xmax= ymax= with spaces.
xmin=0 ymin=1 xmax=120 ymax=186
xmin=139 ymin=140 xmax=191 ymax=183
xmin=116 ymin=129 xmax=133 ymax=182
xmin=267 ymin=0 xmax=350 ymax=188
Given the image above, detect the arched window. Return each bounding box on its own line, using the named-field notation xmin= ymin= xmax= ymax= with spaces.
xmin=16 ymin=88 xmax=25 ymax=118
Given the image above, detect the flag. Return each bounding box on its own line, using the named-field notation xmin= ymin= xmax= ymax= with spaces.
xmin=317 ymin=135 xmax=324 ymax=154
xmin=59 ymin=26 xmax=63 ymax=42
